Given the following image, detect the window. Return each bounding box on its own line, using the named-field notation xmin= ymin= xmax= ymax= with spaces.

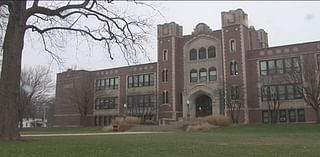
xmin=163 ymin=49 xmax=168 ymax=61
xmin=261 ymin=84 xmax=302 ymax=101
xmin=279 ymin=110 xmax=287 ymax=122
xmin=189 ymin=49 xmax=197 ymax=60
xmin=95 ymin=97 xmax=118 ymax=110
xmin=278 ymin=85 xmax=286 ymax=100
xmin=297 ymin=109 xmax=305 ymax=122
xmin=162 ymin=69 xmax=168 ymax=82
xmin=284 ymin=58 xmax=292 ymax=73
xmin=286 ymin=85 xmax=294 ymax=99
xmin=230 ymin=61 xmax=239 ymax=75
xmin=229 ymin=39 xmax=236 ymax=52
xmin=260 ymin=57 xmax=300 ymax=76
xmin=139 ymin=75 xmax=144 ymax=87
xmin=209 ymin=67 xmax=217 ymax=81
xmin=133 ymin=75 xmax=139 ymax=87
xmin=199 ymin=68 xmax=207 ymax=81
xmin=190 ymin=69 xmax=198 ymax=83
xmin=208 ymin=46 xmax=216 ymax=58
xmin=276 ymin=59 xmax=284 ymax=74
xmin=162 ymin=91 xmax=168 ymax=104
xmin=128 ymin=73 xmax=154 ymax=88
xmin=127 ymin=94 xmax=154 ymax=110
xmin=288 ymin=109 xmax=296 ymax=122
xmin=231 ymin=86 xmax=239 ymax=100
xmin=95 ymin=77 xmax=119 ymax=90
xmin=144 ymin=74 xmax=149 ymax=86
xmin=267 ymin=60 xmax=276 ymax=74
xmin=292 ymin=57 xmax=300 ymax=72
xmin=198 ymin=47 xmax=206 ymax=59
xmin=260 ymin=61 xmax=267 ymax=76
xmin=262 ymin=111 xmax=269 ymax=123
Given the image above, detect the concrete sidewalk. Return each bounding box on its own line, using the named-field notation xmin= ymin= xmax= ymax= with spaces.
xmin=21 ymin=132 xmax=169 ymax=137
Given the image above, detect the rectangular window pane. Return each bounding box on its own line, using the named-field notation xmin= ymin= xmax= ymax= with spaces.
xmin=144 ymin=74 xmax=149 ymax=86
xmin=268 ymin=60 xmax=276 ymax=74
xmin=133 ymin=75 xmax=139 ymax=87
xmin=276 ymin=59 xmax=284 ymax=74
xmin=128 ymin=76 xmax=133 ymax=88
xmin=260 ymin=61 xmax=267 ymax=75
xmin=295 ymin=84 xmax=302 ymax=99
xmin=150 ymin=73 xmax=154 ymax=86
xmin=139 ymin=75 xmax=144 ymax=87
xmin=292 ymin=57 xmax=300 ymax=72
xmin=110 ymin=78 xmax=115 ymax=89
xmin=262 ymin=111 xmax=269 ymax=123
xmin=278 ymin=85 xmax=286 ymax=100
xmin=288 ymin=109 xmax=296 ymax=122
xmin=279 ymin=110 xmax=287 ymax=122
xmin=286 ymin=85 xmax=294 ymax=99
xmin=115 ymin=77 xmax=119 ymax=89
xmin=285 ymin=58 xmax=292 ymax=73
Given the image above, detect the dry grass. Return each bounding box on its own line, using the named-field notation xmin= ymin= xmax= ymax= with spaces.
xmin=124 ymin=116 xmax=141 ymax=125
xmin=185 ymin=122 xmax=216 ymax=132
xmin=199 ymin=115 xmax=231 ymax=127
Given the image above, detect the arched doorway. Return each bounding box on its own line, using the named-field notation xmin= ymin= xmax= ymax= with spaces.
xmin=195 ymin=95 xmax=212 ymax=117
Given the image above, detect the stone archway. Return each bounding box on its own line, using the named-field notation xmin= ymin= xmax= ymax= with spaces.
xmin=195 ymin=95 xmax=212 ymax=117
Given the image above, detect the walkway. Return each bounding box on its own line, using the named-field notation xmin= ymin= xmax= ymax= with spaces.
xmin=21 ymin=132 xmax=169 ymax=137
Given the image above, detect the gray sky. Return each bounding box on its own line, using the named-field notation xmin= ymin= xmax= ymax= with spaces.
xmin=21 ymin=1 xmax=320 ymax=83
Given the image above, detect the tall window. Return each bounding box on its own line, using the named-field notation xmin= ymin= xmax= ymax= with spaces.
xmin=162 ymin=91 xmax=169 ymax=104
xmin=230 ymin=61 xmax=238 ymax=75
xmin=231 ymin=86 xmax=239 ymax=100
xmin=163 ymin=49 xmax=168 ymax=61
xmin=260 ymin=61 xmax=267 ymax=76
xmin=209 ymin=67 xmax=217 ymax=81
xmin=199 ymin=68 xmax=207 ymax=81
xmin=189 ymin=49 xmax=197 ymax=60
xmin=198 ymin=47 xmax=206 ymax=59
xmin=162 ymin=69 xmax=168 ymax=82
xmin=229 ymin=39 xmax=236 ymax=52
xmin=208 ymin=46 xmax=216 ymax=58
xmin=95 ymin=97 xmax=118 ymax=110
xmin=190 ymin=69 xmax=198 ymax=83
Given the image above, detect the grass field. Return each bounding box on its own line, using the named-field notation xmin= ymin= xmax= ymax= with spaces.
xmin=1 ymin=123 xmax=320 ymax=157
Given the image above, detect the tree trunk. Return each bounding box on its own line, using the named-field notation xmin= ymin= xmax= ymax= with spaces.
xmin=0 ymin=2 xmax=27 ymax=140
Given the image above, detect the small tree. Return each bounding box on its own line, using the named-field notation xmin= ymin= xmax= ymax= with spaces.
xmin=19 ymin=66 xmax=54 ymax=128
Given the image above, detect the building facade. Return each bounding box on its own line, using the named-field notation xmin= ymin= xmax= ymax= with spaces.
xmin=54 ymin=9 xmax=320 ymax=126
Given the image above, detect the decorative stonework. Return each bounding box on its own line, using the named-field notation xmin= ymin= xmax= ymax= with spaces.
xmin=292 ymin=47 xmax=299 ymax=52
xmin=317 ymin=44 xmax=320 ymax=50
xmin=275 ymin=49 xmax=282 ymax=54
xmin=139 ymin=67 xmax=143 ymax=71
xmin=284 ymin=48 xmax=290 ymax=53
xmin=259 ymin=51 xmax=265 ymax=56
xmin=115 ymin=70 xmax=118 ymax=74
xmin=133 ymin=67 xmax=137 ymax=71
xmin=267 ymin=50 xmax=273 ymax=55
xmin=150 ymin=65 xmax=154 ymax=69
xmin=144 ymin=66 xmax=148 ymax=70
xmin=105 ymin=71 xmax=108 ymax=75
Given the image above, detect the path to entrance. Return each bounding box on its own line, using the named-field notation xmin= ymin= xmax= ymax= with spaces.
xmin=21 ymin=132 xmax=169 ymax=137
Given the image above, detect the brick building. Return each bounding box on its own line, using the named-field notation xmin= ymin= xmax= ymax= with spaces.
xmin=54 ymin=8 xmax=320 ymax=126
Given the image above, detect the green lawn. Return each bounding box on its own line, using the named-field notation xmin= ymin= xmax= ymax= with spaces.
xmin=1 ymin=123 xmax=320 ymax=157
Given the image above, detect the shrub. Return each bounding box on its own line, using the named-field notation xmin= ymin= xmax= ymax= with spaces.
xmin=124 ymin=116 xmax=141 ymax=125
xmin=199 ymin=115 xmax=231 ymax=127
xmin=184 ymin=122 xmax=215 ymax=132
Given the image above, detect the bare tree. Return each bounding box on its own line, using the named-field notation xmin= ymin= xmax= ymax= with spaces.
xmin=286 ymin=56 xmax=320 ymax=123
xmin=0 ymin=1 xmax=154 ymax=140
xmin=224 ymin=86 xmax=243 ymax=124
xmin=19 ymin=66 xmax=54 ymax=128
xmin=259 ymin=76 xmax=283 ymax=124
xmin=68 ymin=71 xmax=94 ymax=126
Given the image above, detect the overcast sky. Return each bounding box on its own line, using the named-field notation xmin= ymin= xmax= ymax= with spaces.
xmin=21 ymin=1 xmax=320 ymax=82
